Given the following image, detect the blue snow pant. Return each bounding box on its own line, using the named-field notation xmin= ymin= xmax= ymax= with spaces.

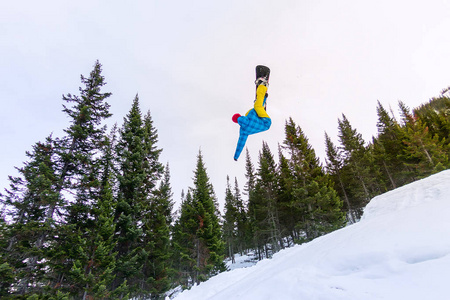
xmin=234 ymin=108 xmax=271 ymax=160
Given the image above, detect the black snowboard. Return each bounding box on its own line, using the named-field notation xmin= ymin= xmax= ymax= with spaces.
xmin=255 ymin=65 xmax=270 ymax=82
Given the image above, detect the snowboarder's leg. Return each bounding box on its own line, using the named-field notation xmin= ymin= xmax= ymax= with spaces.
xmin=234 ymin=131 xmax=249 ymax=161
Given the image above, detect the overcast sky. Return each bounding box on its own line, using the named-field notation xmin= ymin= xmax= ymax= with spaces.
xmin=1 ymin=0 xmax=450 ymax=211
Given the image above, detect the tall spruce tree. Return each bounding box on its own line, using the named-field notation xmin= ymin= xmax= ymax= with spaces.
xmin=373 ymin=101 xmax=407 ymax=189
xmin=140 ymin=163 xmax=174 ymax=299
xmin=255 ymin=141 xmax=283 ymax=254
xmin=233 ymin=177 xmax=249 ymax=255
xmin=51 ymin=60 xmax=114 ymax=298
xmin=325 ymin=132 xmax=355 ymax=223
xmin=337 ymin=114 xmax=377 ymax=218
xmin=189 ymin=151 xmax=226 ymax=283
xmin=172 ymin=190 xmax=197 ymax=288
xmin=223 ymin=176 xmax=238 ymax=263
xmin=243 ymin=149 xmax=264 ymax=260
xmin=277 ymin=145 xmax=298 ymax=243
xmin=113 ymin=95 xmax=147 ymax=293
xmin=0 ymin=61 xmax=114 ymax=298
xmin=113 ymin=95 xmax=165 ymax=298
xmin=172 ymin=152 xmax=226 ymax=287
xmin=222 ymin=176 xmax=248 ymax=262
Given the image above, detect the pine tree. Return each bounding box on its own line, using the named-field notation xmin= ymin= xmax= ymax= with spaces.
xmin=243 ymin=149 xmax=264 ymax=260
xmin=398 ymin=101 xmax=448 ymax=178
xmin=142 ymin=110 xmax=164 ymax=193
xmin=414 ymin=91 xmax=450 ymax=148
xmin=113 ymin=95 xmax=147 ymax=293
xmin=69 ymin=139 xmax=118 ymax=299
xmin=0 ymin=61 xmax=114 ymax=298
xmin=56 ymin=60 xmax=112 ymax=195
xmin=140 ymin=163 xmax=174 ymax=299
xmin=189 ymin=151 xmax=226 ymax=283
xmin=0 ymin=136 xmax=59 ymax=296
xmin=155 ymin=163 xmax=175 ymax=227
xmin=243 ymin=149 xmax=257 ymax=197
xmin=223 ymin=176 xmax=238 ymax=263
xmin=337 ymin=114 xmax=376 ymax=218
xmin=0 ymin=213 xmax=14 ymax=297
xmin=255 ymin=141 xmax=283 ymax=254
xmin=113 ymin=95 xmax=165 ymax=297
xmin=233 ymin=177 xmax=249 ymax=255
xmin=283 ymin=118 xmax=345 ymax=241
xmin=372 ymin=101 xmax=407 ymax=189
xmin=325 ymin=132 xmax=355 ymax=223
xmin=276 ymin=145 xmax=298 ymax=243
xmin=50 ymin=60 xmax=114 ymax=298
xmin=172 ymin=190 xmax=197 ymax=288
xmin=172 ymin=152 xmax=226 ymax=287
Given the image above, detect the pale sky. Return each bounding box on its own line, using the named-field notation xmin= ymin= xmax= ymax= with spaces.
xmin=1 ymin=0 xmax=450 ymax=211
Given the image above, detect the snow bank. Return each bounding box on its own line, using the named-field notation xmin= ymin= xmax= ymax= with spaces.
xmin=174 ymin=170 xmax=450 ymax=300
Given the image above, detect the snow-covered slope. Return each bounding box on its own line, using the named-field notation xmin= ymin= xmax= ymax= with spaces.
xmin=174 ymin=170 xmax=450 ymax=300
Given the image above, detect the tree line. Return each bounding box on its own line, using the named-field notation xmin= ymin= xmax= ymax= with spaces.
xmin=221 ymin=92 xmax=450 ymax=264
xmin=1 ymin=61 xmax=449 ymax=299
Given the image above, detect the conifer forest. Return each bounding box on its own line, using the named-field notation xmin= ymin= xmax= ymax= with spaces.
xmin=1 ymin=61 xmax=449 ymax=299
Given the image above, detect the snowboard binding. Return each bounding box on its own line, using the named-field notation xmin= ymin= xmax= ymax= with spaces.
xmin=255 ymin=77 xmax=269 ymax=87
xmin=255 ymin=65 xmax=270 ymax=87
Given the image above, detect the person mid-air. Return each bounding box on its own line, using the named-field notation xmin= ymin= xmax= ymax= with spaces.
xmin=232 ymin=65 xmax=271 ymax=161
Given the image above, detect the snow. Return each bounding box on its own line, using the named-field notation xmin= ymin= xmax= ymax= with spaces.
xmin=174 ymin=170 xmax=450 ymax=300
xmin=225 ymin=252 xmax=259 ymax=271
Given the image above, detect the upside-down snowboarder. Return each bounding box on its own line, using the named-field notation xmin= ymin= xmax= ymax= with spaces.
xmin=232 ymin=65 xmax=271 ymax=161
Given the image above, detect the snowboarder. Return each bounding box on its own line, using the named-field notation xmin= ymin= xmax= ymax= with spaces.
xmin=232 ymin=65 xmax=271 ymax=161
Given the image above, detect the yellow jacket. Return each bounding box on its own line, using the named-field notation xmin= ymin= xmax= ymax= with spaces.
xmin=246 ymin=84 xmax=269 ymax=118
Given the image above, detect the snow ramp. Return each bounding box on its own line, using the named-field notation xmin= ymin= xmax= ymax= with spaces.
xmin=174 ymin=170 xmax=450 ymax=300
